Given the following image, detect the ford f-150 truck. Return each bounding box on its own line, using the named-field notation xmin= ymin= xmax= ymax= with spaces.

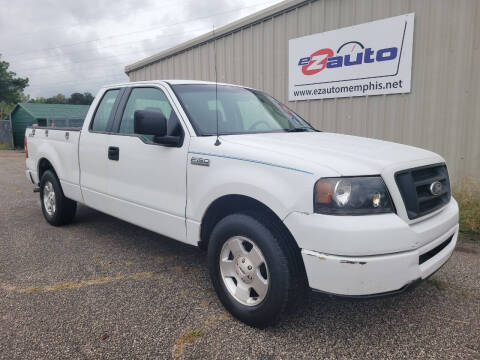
xmin=25 ymin=80 xmax=459 ymax=327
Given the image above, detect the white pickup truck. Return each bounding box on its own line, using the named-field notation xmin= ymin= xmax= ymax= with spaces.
xmin=25 ymin=80 xmax=459 ymax=327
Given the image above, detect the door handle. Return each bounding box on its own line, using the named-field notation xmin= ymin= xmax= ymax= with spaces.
xmin=108 ymin=146 xmax=119 ymax=161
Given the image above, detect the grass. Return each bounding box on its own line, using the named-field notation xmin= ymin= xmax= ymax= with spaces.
xmin=173 ymin=329 xmax=204 ymax=358
xmin=188 ymin=329 xmax=204 ymax=337
xmin=428 ymin=278 xmax=450 ymax=291
xmin=453 ymin=177 xmax=480 ymax=237
xmin=0 ymin=143 xmax=12 ymax=150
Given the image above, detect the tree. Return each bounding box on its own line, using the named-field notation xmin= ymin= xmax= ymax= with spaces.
xmin=29 ymin=92 xmax=94 ymax=105
xmin=69 ymin=92 xmax=94 ymax=105
xmin=46 ymin=94 xmax=67 ymax=104
xmin=81 ymin=92 xmax=94 ymax=105
xmin=30 ymin=97 xmax=47 ymax=104
xmin=0 ymin=54 xmax=29 ymax=119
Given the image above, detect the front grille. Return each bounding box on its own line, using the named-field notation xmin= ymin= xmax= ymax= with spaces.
xmin=395 ymin=164 xmax=451 ymax=219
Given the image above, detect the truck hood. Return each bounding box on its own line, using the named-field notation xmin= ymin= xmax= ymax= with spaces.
xmin=221 ymin=132 xmax=443 ymax=176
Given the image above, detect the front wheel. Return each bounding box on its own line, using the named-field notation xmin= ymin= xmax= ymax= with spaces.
xmin=208 ymin=213 xmax=302 ymax=327
xmin=40 ymin=170 xmax=77 ymax=226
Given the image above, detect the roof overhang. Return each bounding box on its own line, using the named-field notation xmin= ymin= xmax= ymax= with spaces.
xmin=124 ymin=0 xmax=307 ymax=75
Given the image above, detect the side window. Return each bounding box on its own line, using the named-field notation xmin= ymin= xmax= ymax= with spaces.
xmin=91 ymin=89 xmax=120 ymax=132
xmin=119 ymin=87 xmax=179 ymax=138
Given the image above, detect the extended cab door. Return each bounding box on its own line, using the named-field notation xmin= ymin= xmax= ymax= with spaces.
xmin=79 ymin=88 xmax=122 ymax=213
xmin=105 ymin=85 xmax=189 ymax=243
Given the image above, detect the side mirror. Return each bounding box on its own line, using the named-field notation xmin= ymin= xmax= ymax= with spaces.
xmin=134 ymin=110 xmax=167 ymax=137
xmin=153 ymin=135 xmax=183 ymax=147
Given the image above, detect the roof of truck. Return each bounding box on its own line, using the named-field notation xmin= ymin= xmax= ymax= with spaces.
xmin=103 ymin=79 xmax=250 ymax=90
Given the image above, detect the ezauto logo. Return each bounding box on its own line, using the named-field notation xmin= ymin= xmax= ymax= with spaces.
xmin=298 ymin=41 xmax=398 ymax=76
xmin=288 ymin=13 xmax=414 ymax=100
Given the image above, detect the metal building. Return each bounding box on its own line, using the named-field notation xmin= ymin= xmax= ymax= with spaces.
xmin=125 ymin=0 xmax=480 ymax=182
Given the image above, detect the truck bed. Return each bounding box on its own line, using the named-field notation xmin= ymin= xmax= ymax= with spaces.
xmin=25 ymin=127 xmax=82 ymax=202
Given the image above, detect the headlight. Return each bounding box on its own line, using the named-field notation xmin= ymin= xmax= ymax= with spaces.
xmin=314 ymin=177 xmax=394 ymax=215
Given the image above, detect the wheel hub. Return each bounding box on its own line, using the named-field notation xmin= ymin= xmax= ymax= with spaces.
xmin=235 ymin=256 xmax=255 ymax=284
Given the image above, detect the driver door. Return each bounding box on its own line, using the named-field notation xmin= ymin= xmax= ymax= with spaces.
xmin=106 ymin=86 xmax=189 ymax=243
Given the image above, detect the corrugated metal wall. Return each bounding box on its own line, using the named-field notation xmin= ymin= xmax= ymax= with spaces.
xmin=126 ymin=0 xmax=480 ymax=182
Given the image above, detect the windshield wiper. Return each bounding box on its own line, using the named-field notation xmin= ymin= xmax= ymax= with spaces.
xmin=285 ymin=127 xmax=313 ymax=132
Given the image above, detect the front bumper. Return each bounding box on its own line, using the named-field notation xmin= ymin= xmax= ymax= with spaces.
xmin=284 ymin=199 xmax=459 ymax=296
xmin=301 ymin=225 xmax=457 ymax=296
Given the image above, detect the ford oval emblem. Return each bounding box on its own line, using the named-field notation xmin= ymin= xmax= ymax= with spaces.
xmin=429 ymin=181 xmax=443 ymax=196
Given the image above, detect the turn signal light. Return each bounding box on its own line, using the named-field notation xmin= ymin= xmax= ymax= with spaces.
xmin=315 ymin=181 xmax=332 ymax=204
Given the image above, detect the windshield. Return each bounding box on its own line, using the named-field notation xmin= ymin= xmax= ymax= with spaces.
xmin=171 ymin=84 xmax=316 ymax=135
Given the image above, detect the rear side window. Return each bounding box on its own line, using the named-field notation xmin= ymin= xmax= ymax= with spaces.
xmin=91 ymin=89 xmax=120 ymax=132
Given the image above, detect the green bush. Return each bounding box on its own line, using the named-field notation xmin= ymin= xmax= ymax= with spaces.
xmin=453 ymin=177 xmax=480 ymax=235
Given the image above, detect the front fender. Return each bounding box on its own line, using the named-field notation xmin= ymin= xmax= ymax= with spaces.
xmin=186 ymin=151 xmax=316 ymax=222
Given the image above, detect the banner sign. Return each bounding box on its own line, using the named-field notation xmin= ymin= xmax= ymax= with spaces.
xmin=288 ymin=13 xmax=414 ymax=101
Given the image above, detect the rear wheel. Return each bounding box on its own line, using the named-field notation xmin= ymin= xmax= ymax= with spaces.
xmin=40 ymin=170 xmax=77 ymax=226
xmin=208 ymin=213 xmax=303 ymax=327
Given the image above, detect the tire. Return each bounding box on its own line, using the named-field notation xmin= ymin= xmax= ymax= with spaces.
xmin=207 ymin=212 xmax=304 ymax=327
xmin=40 ymin=170 xmax=77 ymax=226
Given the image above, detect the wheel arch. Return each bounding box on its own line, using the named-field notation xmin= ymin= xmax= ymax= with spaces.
xmin=38 ymin=157 xmax=58 ymax=181
xmin=199 ymin=194 xmax=298 ymax=252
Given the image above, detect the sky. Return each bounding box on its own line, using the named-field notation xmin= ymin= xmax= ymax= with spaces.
xmin=0 ymin=0 xmax=283 ymax=99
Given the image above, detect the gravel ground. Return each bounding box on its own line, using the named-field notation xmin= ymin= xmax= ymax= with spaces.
xmin=0 ymin=150 xmax=478 ymax=360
